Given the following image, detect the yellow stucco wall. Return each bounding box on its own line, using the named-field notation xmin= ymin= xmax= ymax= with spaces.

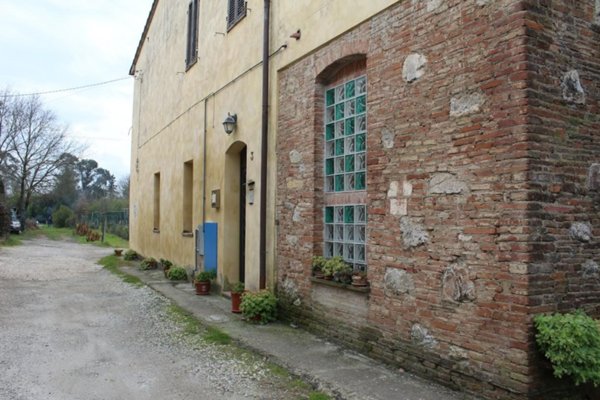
xmin=130 ymin=0 xmax=400 ymax=291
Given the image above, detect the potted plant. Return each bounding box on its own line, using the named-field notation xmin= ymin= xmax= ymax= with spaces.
xmin=195 ymin=270 xmax=216 ymax=295
xmin=167 ymin=266 xmax=188 ymax=281
xmin=124 ymin=249 xmax=139 ymax=261
xmin=230 ymin=282 xmax=245 ymax=313
xmin=351 ymin=271 xmax=368 ymax=287
xmin=139 ymin=257 xmax=158 ymax=270
xmin=321 ymin=257 xmax=336 ymax=280
xmin=312 ymin=256 xmax=326 ymax=279
xmin=240 ymin=290 xmax=277 ymax=324
xmin=160 ymin=258 xmax=173 ymax=278
xmin=114 ymin=249 xmax=123 ymax=257
xmin=323 ymin=256 xmax=351 ymax=282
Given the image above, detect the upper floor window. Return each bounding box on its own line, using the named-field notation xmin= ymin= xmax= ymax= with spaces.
xmin=186 ymin=0 xmax=199 ymax=69
xmin=324 ymin=76 xmax=367 ymax=192
xmin=227 ymin=0 xmax=246 ymax=31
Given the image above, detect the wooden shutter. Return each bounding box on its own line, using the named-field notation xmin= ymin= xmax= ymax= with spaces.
xmin=227 ymin=0 xmax=246 ymax=31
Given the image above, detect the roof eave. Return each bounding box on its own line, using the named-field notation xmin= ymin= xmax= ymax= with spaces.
xmin=129 ymin=0 xmax=160 ymax=76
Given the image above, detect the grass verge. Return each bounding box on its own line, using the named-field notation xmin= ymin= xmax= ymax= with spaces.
xmin=1 ymin=225 xmax=128 ymax=249
xmin=98 ymin=255 xmax=143 ymax=287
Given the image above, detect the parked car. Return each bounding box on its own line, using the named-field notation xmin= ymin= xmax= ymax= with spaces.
xmin=10 ymin=218 xmax=22 ymax=234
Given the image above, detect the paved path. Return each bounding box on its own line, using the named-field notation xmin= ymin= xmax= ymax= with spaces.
xmin=0 ymin=238 xmax=316 ymax=400
xmin=124 ymin=263 xmax=476 ymax=400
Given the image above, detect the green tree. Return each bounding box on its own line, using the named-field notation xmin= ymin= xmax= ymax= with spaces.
xmin=52 ymin=205 xmax=74 ymax=228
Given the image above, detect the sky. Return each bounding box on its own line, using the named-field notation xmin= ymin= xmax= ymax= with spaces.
xmin=0 ymin=0 xmax=154 ymax=180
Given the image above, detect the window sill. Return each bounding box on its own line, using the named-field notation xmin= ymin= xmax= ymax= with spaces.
xmin=153 ymin=229 xmax=160 ymax=234
xmin=310 ymin=277 xmax=370 ymax=294
xmin=182 ymin=231 xmax=193 ymax=238
xmin=185 ymin=59 xmax=197 ymax=72
xmin=227 ymin=13 xmax=246 ymax=32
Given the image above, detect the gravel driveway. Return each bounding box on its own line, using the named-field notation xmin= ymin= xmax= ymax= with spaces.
xmin=0 ymin=238 xmax=313 ymax=400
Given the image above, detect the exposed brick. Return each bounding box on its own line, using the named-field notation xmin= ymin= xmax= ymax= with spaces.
xmin=276 ymin=1 xmax=600 ymax=399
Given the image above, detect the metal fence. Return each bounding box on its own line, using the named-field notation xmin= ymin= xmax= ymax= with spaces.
xmin=81 ymin=209 xmax=129 ymax=240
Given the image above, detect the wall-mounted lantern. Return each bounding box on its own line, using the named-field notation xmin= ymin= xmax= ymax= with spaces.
xmin=222 ymin=113 xmax=237 ymax=135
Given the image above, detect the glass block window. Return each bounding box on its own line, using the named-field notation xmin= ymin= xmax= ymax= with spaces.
xmin=324 ymin=205 xmax=367 ymax=271
xmin=324 ymin=76 xmax=367 ymax=193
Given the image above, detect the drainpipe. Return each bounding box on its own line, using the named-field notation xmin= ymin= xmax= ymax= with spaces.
xmin=199 ymin=97 xmax=208 ymax=274
xmin=259 ymin=0 xmax=270 ymax=289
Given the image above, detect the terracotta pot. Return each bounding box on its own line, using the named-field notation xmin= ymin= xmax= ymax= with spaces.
xmin=231 ymin=292 xmax=242 ymax=313
xmin=114 ymin=249 xmax=123 ymax=256
xmin=195 ymin=280 xmax=211 ymax=295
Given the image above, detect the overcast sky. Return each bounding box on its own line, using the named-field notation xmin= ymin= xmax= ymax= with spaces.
xmin=0 ymin=0 xmax=153 ymax=180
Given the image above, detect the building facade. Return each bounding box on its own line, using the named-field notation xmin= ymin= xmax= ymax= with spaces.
xmin=130 ymin=1 xmax=600 ymax=398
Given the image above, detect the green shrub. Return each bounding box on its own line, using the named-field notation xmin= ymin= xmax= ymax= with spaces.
xmin=195 ymin=270 xmax=216 ymax=282
xmin=86 ymin=230 xmax=101 ymax=242
xmin=124 ymin=249 xmax=139 ymax=261
xmin=240 ymin=290 xmax=277 ymax=324
xmin=52 ymin=205 xmax=74 ymax=228
xmin=168 ymin=266 xmax=188 ymax=281
xmin=140 ymin=257 xmax=158 ymax=270
xmin=312 ymin=256 xmax=327 ymax=273
xmin=160 ymin=258 xmax=173 ymax=269
xmin=534 ymin=310 xmax=600 ymax=386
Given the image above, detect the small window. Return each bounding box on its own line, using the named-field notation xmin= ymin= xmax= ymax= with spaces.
xmin=227 ymin=0 xmax=246 ymax=31
xmin=183 ymin=161 xmax=193 ymax=233
xmin=153 ymin=172 xmax=160 ymax=231
xmin=186 ymin=0 xmax=199 ymax=69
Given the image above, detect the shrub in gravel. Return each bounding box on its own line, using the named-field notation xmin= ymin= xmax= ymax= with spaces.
xmin=240 ymin=290 xmax=277 ymax=324
xmin=168 ymin=266 xmax=188 ymax=281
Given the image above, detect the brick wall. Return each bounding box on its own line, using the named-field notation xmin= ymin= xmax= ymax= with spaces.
xmin=276 ymin=1 xmax=599 ymax=399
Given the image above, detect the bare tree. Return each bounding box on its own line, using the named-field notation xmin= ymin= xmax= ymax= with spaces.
xmin=7 ymin=95 xmax=80 ymax=224
xmin=0 ymin=89 xmax=20 ymax=201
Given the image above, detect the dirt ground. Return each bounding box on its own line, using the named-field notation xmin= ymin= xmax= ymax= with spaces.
xmin=0 ymin=238 xmax=316 ymax=400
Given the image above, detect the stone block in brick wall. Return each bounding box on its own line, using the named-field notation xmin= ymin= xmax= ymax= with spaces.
xmin=441 ymin=262 xmax=476 ymax=303
xmin=289 ymin=150 xmax=302 ymax=164
xmin=561 ymin=70 xmax=586 ymax=105
xmin=427 ymin=173 xmax=469 ymax=195
xmin=570 ymin=222 xmax=593 ymax=243
xmin=381 ymin=127 xmax=395 ymax=149
xmin=400 ymin=217 xmax=429 ymax=249
xmin=449 ymin=91 xmax=485 ymax=117
xmin=384 ymin=267 xmax=415 ymax=297
xmin=582 ymin=260 xmax=600 ymax=279
xmin=402 ymin=53 xmax=427 ymax=83
xmin=588 ymin=164 xmax=600 ymax=191
xmin=411 ymin=324 xmax=438 ymax=349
